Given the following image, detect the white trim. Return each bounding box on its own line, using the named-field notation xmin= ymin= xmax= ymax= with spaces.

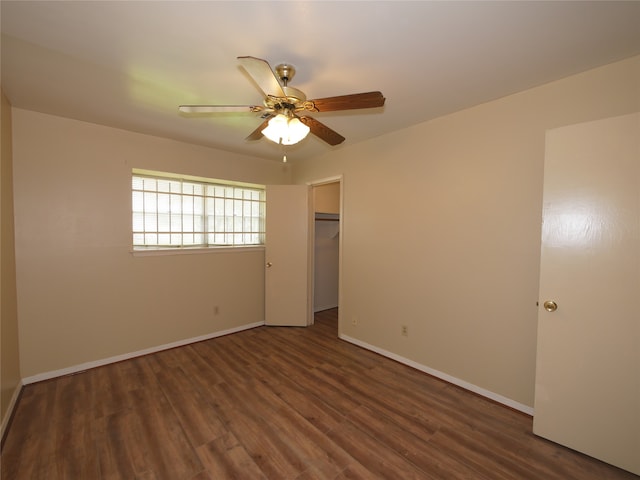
xmin=1 ymin=379 xmax=23 ymax=440
xmin=314 ymin=304 xmax=339 ymax=313
xmin=306 ymin=175 xmax=342 ymax=187
xmin=339 ymin=333 xmax=535 ymax=416
xmin=22 ymin=321 xmax=264 ymax=385
xmin=131 ymin=245 xmax=264 ymax=257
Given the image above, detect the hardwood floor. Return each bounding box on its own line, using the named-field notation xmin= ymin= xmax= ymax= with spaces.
xmin=2 ymin=308 xmax=637 ymax=479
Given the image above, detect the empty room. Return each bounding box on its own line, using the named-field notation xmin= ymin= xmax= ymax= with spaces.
xmin=1 ymin=2 xmax=639 ymax=479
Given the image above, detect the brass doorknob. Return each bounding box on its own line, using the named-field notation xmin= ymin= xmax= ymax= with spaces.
xmin=543 ymin=300 xmax=558 ymax=312
xmin=266 ymin=262 xmax=272 ymax=268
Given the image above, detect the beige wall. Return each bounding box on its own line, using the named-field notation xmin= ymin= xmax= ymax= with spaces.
xmin=12 ymin=110 xmax=290 ymax=379
xmin=1 ymin=90 xmax=21 ymax=426
xmin=293 ymin=55 xmax=640 ymax=408
xmin=313 ymin=182 xmax=340 ymax=214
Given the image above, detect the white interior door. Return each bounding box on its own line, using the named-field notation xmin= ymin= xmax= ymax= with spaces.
xmin=533 ymin=113 xmax=639 ymax=475
xmin=265 ymin=185 xmax=312 ymax=327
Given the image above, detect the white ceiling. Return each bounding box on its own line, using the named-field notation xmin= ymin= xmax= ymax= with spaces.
xmin=2 ymin=1 xmax=640 ymax=162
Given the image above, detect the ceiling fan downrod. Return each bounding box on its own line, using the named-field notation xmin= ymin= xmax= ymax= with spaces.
xmin=275 ymin=63 xmax=295 ymax=86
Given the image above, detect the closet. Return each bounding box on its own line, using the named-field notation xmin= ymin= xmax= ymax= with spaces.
xmin=313 ymin=183 xmax=340 ymax=312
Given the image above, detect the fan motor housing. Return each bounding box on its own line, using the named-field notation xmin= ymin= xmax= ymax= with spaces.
xmin=275 ymin=63 xmax=296 ymax=84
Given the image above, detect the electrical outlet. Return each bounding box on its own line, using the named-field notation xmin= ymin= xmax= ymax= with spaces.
xmin=401 ymin=325 xmax=408 ymax=336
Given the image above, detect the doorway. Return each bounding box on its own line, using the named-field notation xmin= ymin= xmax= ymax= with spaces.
xmin=310 ymin=178 xmax=342 ymax=330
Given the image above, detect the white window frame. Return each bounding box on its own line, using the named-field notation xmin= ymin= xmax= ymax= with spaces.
xmin=131 ymin=169 xmax=265 ymax=254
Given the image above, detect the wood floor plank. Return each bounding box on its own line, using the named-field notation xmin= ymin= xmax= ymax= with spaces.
xmin=326 ymin=421 xmax=436 ymax=480
xmin=342 ymin=404 xmax=486 ymax=479
xmin=315 ymin=362 xmax=441 ymax=441
xmin=271 ymin=377 xmax=346 ymax=434
xmin=94 ymin=409 xmax=148 ymax=480
xmin=127 ymin=384 xmax=204 ymax=479
xmin=213 ymin=403 xmax=304 ymax=479
xmin=148 ymin=364 xmax=227 ymax=448
xmin=3 ymin=308 xmax=638 ymax=480
xmin=196 ymin=432 xmax=267 ymax=480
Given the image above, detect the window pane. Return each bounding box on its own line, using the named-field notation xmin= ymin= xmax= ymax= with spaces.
xmin=171 ymin=214 xmax=181 ymax=232
xmin=183 ymin=196 xmax=194 ymax=214
xmin=183 ymin=215 xmax=194 ymax=232
xmin=158 ymin=233 xmax=171 ymax=245
xmin=157 ymin=193 xmax=170 ymax=213
xmin=144 ymin=213 xmax=157 ymax=232
xmin=194 ymin=196 xmax=204 ymax=215
xmin=206 ymin=198 xmax=215 ymax=214
xmin=234 ymin=199 xmax=243 ymax=217
xmin=142 ymin=178 xmax=156 ymax=190
xmin=132 ymin=176 xmax=144 ymax=190
xmin=144 ymin=233 xmax=158 ymax=245
xmin=157 ymin=180 xmax=171 ymax=193
xmin=133 ymin=233 xmax=145 ymax=245
xmin=132 ymin=191 xmax=144 ymax=212
xmin=143 ymin=192 xmax=157 ymax=213
xmin=132 ymin=212 xmax=144 ymax=232
xmin=170 ymin=194 xmax=181 ymax=214
xmin=158 ymin=213 xmax=170 ymax=232
xmin=194 ymin=215 xmax=203 ymax=232
xmin=215 ymin=198 xmax=224 ymax=216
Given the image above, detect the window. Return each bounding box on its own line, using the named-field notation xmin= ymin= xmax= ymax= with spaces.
xmin=132 ymin=171 xmax=265 ymax=249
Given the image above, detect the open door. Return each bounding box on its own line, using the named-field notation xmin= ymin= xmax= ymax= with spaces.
xmin=264 ymin=185 xmax=312 ymax=326
xmin=533 ymin=113 xmax=640 ymax=475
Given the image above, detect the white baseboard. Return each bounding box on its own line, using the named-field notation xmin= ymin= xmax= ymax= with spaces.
xmin=17 ymin=322 xmax=533 ymax=415
xmin=1 ymin=379 xmax=24 ymax=440
xmin=339 ymin=333 xmax=535 ymax=416
xmin=22 ymin=321 xmax=265 ymax=385
xmin=314 ymin=304 xmax=339 ymax=313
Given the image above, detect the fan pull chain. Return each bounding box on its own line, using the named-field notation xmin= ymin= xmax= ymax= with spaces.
xmin=282 ymin=143 xmax=287 ymax=163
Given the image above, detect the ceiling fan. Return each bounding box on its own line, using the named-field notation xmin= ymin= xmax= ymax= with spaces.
xmin=179 ymin=56 xmax=385 ymax=148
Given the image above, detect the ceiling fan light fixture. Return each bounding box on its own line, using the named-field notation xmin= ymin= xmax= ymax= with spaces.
xmin=261 ymin=114 xmax=310 ymax=145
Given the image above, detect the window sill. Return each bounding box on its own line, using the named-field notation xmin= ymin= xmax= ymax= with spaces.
xmin=131 ymin=245 xmax=264 ymax=257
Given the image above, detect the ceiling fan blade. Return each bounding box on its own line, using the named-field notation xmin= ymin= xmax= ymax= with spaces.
xmin=179 ymin=105 xmax=262 ymax=113
xmin=307 ymin=91 xmax=385 ymax=112
xmin=299 ymin=116 xmax=345 ymax=146
xmin=245 ymin=115 xmax=274 ymax=141
xmin=237 ymin=56 xmax=285 ymax=98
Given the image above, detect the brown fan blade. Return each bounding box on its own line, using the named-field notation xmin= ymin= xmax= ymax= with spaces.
xmin=306 ymin=91 xmax=385 ymax=112
xmin=179 ymin=105 xmax=262 ymax=113
xmin=245 ymin=115 xmax=274 ymax=141
xmin=237 ymin=56 xmax=285 ymax=98
xmin=299 ymin=116 xmax=345 ymax=146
